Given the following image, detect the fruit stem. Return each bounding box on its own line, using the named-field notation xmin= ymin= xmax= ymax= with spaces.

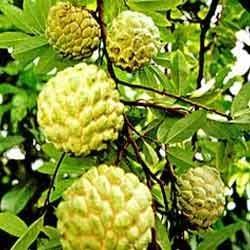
xmin=96 ymin=0 xmax=117 ymax=81
xmin=43 ymin=152 xmax=66 ymax=214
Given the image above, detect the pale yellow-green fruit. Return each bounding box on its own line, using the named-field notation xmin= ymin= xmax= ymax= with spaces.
xmin=46 ymin=1 xmax=100 ymax=59
xmin=37 ymin=63 xmax=124 ymax=155
xmin=107 ymin=10 xmax=161 ymax=71
xmin=57 ymin=165 xmax=155 ymax=250
xmin=177 ymin=166 xmax=225 ymax=230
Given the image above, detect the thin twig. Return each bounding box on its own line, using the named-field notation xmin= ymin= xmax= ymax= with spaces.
xmin=197 ymin=0 xmax=220 ymax=87
xmin=122 ymin=99 xmax=188 ymax=117
xmin=43 ymin=152 xmax=66 ymax=212
xmin=124 ymin=116 xmax=169 ymax=213
xmin=96 ymin=0 xmax=117 ymax=80
xmin=115 ymin=140 xmax=130 ymax=165
xmin=118 ymin=79 xmax=231 ymax=119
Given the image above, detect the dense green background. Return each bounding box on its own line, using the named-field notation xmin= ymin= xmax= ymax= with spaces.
xmin=0 ymin=0 xmax=250 ymax=249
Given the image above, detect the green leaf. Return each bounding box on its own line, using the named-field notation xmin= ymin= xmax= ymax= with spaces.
xmin=0 ymin=103 xmax=11 ymax=123
xmin=38 ymin=239 xmax=61 ymax=250
xmin=0 ymin=15 xmax=12 ymax=31
xmin=157 ymin=117 xmax=179 ymax=143
xmin=0 ymin=212 xmax=27 ymax=237
xmin=154 ymin=53 xmax=171 ymax=68
xmin=38 ymin=179 xmax=74 ymax=207
xmin=11 ymin=92 xmax=31 ymax=131
xmin=11 ymin=216 xmax=44 ymax=250
xmin=128 ymin=0 xmax=184 ymax=11
xmin=39 ymin=143 xmax=97 ymax=176
xmin=0 ymin=83 xmax=21 ymax=95
xmin=0 ymin=32 xmax=31 ymax=48
xmin=156 ymin=217 xmax=171 ymax=250
xmin=15 ymin=45 xmax=51 ymax=71
xmin=165 ymin=110 xmax=207 ymax=144
xmin=231 ymin=83 xmax=250 ymax=118
xmin=0 ymin=3 xmax=34 ymax=34
xmin=0 ymin=135 xmax=24 ymax=154
xmin=167 ymin=146 xmax=196 ymax=174
xmin=143 ymin=10 xmax=170 ymax=27
xmin=148 ymin=65 xmax=177 ymax=93
xmin=170 ymin=50 xmax=190 ymax=95
xmin=34 ymin=46 xmax=74 ymax=75
xmin=1 ymin=179 xmax=37 ymax=214
xmin=142 ymin=141 xmax=159 ymax=166
xmin=50 ymin=179 xmax=75 ymax=202
xmin=137 ymin=66 xmax=160 ymax=89
xmin=216 ymin=141 xmax=234 ymax=173
xmin=13 ymin=35 xmax=48 ymax=56
xmin=203 ymin=119 xmax=241 ymax=139
xmin=23 ymin=0 xmax=45 ymax=34
xmin=42 ymin=143 xmax=61 ymax=159
xmin=36 ymin=0 xmax=57 ymax=30
xmin=42 ymin=226 xmax=60 ymax=240
xmin=197 ymin=222 xmax=245 ymax=250
xmin=37 ymin=159 xmax=94 ymax=176
xmin=104 ymin=0 xmax=124 ymax=24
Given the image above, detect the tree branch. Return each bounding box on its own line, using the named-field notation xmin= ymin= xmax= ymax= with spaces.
xmin=197 ymin=0 xmax=220 ymax=87
xmin=96 ymin=0 xmax=116 ymax=80
xmin=118 ymin=79 xmax=231 ymax=119
xmin=122 ymin=99 xmax=188 ymax=117
xmin=124 ymin=116 xmax=169 ymax=213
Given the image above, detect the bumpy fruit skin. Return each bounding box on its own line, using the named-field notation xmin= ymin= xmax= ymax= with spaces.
xmin=37 ymin=63 xmax=124 ymax=155
xmin=177 ymin=166 xmax=225 ymax=230
xmin=57 ymin=165 xmax=155 ymax=250
xmin=107 ymin=11 xmax=161 ymax=71
xmin=46 ymin=2 xmax=100 ymax=59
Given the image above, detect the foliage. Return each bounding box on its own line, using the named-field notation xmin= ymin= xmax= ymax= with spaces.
xmin=0 ymin=0 xmax=249 ymax=249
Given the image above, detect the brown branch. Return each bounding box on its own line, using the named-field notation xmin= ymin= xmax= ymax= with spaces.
xmin=115 ymin=140 xmax=130 ymax=165
xmin=197 ymin=0 xmax=220 ymax=87
xmin=124 ymin=116 xmax=169 ymax=214
xmin=118 ymin=79 xmax=231 ymax=119
xmin=96 ymin=0 xmax=116 ymax=80
xmin=122 ymin=99 xmax=188 ymax=117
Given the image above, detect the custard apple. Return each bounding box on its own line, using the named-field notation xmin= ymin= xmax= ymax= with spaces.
xmin=37 ymin=63 xmax=124 ymax=155
xmin=57 ymin=165 xmax=155 ymax=250
xmin=46 ymin=1 xmax=100 ymax=59
xmin=177 ymin=166 xmax=225 ymax=229
xmin=107 ymin=11 xmax=161 ymax=71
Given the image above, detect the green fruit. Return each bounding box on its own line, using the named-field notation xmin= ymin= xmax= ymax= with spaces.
xmin=177 ymin=166 xmax=225 ymax=230
xmin=37 ymin=63 xmax=124 ymax=156
xmin=57 ymin=165 xmax=155 ymax=250
xmin=46 ymin=1 xmax=100 ymax=59
xmin=107 ymin=11 xmax=161 ymax=72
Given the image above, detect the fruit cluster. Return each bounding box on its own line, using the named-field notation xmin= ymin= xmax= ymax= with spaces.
xmin=37 ymin=2 xmax=226 ymax=249
xmin=46 ymin=2 xmax=160 ymax=70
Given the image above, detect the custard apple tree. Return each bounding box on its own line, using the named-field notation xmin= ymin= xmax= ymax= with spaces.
xmin=0 ymin=0 xmax=249 ymax=249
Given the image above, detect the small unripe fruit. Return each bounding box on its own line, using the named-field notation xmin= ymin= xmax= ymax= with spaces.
xmin=57 ymin=165 xmax=155 ymax=250
xmin=107 ymin=10 xmax=161 ymax=72
xmin=46 ymin=1 xmax=100 ymax=59
xmin=177 ymin=166 xmax=225 ymax=230
xmin=37 ymin=63 xmax=124 ymax=155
